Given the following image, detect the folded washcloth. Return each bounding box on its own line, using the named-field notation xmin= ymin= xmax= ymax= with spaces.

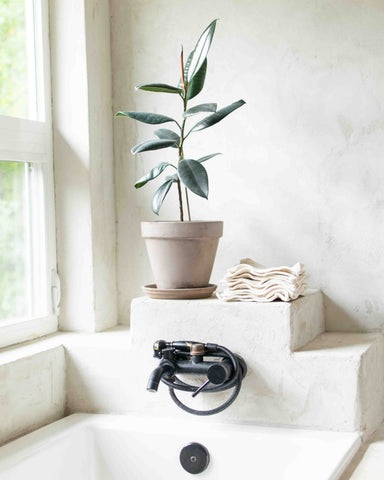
xmin=216 ymin=258 xmax=308 ymax=302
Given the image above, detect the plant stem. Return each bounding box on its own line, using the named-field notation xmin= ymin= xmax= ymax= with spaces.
xmin=178 ymin=112 xmax=187 ymax=221
xmin=177 ymin=150 xmax=185 ymax=221
xmin=185 ymin=188 xmax=191 ymax=221
xmin=178 ymin=48 xmax=190 ymax=222
xmin=180 ymin=47 xmax=187 ymax=93
xmin=177 ymin=179 xmax=184 ymax=221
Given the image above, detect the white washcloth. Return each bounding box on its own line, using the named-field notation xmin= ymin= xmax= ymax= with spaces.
xmin=217 ymin=258 xmax=308 ymax=302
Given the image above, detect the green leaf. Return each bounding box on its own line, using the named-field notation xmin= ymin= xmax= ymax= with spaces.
xmin=135 ymin=162 xmax=175 ymax=189
xmin=131 ymin=139 xmax=177 ymax=154
xmin=166 ymin=172 xmax=178 ymax=181
xmin=187 ymin=19 xmax=218 ymax=83
xmin=178 ymin=159 xmax=208 ymax=199
xmin=179 ymin=51 xmax=193 ymax=90
xmin=190 ymin=99 xmax=246 ymax=133
xmin=183 ymin=102 xmax=217 ymax=118
xmin=136 ymin=83 xmax=183 ymax=94
xmin=187 ymin=59 xmax=208 ymax=100
xmin=154 ymin=128 xmax=180 ymax=148
xmin=152 ymin=178 xmax=175 ymax=215
xmin=116 ymin=111 xmax=177 ymax=125
xmin=197 ymin=153 xmax=222 ymax=163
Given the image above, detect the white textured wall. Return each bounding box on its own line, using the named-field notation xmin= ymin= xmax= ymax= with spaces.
xmin=0 ymin=346 xmax=65 ymax=445
xmin=50 ymin=0 xmax=94 ymax=330
xmin=84 ymin=0 xmax=118 ymax=331
xmin=111 ymin=0 xmax=384 ymax=331
xmin=51 ymin=0 xmax=117 ymax=331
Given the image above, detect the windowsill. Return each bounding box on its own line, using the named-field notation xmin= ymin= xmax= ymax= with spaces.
xmin=0 ymin=325 xmax=131 ymax=365
xmin=0 ymin=315 xmax=58 ymax=349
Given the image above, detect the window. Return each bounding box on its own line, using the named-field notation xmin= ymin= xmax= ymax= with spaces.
xmin=0 ymin=0 xmax=57 ymax=347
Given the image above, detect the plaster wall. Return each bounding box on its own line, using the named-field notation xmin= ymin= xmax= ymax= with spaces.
xmin=0 ymin=346 xmax=65 ymax=445
xmin=84 ymin=0 xmax=118 ymax=331
xmin=111 ymin=0 xmax=384 ymax=331
xmin=50 ymin=0 xmax=94 ymax=330
xmin=50 ymin=0 xmax=117 ymax=331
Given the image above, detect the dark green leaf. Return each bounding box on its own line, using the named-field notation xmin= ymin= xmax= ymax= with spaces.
xmin=154 ymin=128 xmax=180 ymax=148
xmin=187 ymin=59 xmax=207 ymax=100
xmin=152 ymin=178 xmax=176 ymax=215
xmin=131 ymin=139 xmax=177 ymax=154
xmin=135 ymin=83 xmax=183 ymax=94
xmin=135 ymin=162 xmax=175 ymax=189
xmin=116 ymin=111 xmax=177 ymax=125
xmin=197 ymin=153 xmax=222 ymax=163
xmin=190 ymin=99 xmax=246 ymax=133
xmin=183 ymin=102 xmax=217 ymax=118
xmin=187 ymin=19 xmax=218 ymax=83
xmin=178 ymin=159 xmax=208 ymax=199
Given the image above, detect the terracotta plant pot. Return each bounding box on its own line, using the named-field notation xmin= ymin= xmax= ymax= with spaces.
xmin=141 ymin=221 xmax=223 ymax=290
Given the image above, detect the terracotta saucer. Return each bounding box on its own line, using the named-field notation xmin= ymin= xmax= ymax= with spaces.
xmin=142 ymin=284 xmax=217 ymax=300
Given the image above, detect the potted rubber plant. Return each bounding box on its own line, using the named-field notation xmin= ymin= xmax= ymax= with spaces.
xmin=116 ymin=20 xmax=245 ymax=298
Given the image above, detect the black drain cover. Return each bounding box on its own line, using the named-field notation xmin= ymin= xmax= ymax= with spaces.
xmin=180 ymin=442 xmax=210 ymax=474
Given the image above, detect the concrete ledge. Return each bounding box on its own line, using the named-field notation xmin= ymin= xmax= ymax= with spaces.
xmin=297 ymin=332 xmax=381 ymax=357
xmin=0 ymin=327 xmax=130 ymax=446
xmin=1 ymin=318 xmax=383 ymax=445
xmin=0 ymin=345 xmax=65 ymax=446
xmin=129 ymin=294 xmax=384 ymax=433
xmin=290 ymin=290 xmax=324 ymax=350
xmin=297 ymin=333 xmax=384 ymax=436
xmin=293 ymin=333 xmax=384 ymax=435
xmin=131 ymin=290 xmax=324 ymax=354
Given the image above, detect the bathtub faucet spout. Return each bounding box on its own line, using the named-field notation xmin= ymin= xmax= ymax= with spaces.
xmin=147 ymin=359 xmax=175 ymax=392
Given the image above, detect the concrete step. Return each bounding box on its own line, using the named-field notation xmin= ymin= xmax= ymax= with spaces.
xmin=131 ymin=289 xmax=324 ymax=353
xmin=293 ymin=333 xmax=384 ymax=436
xmin=130 ymin=293 xmax=384 ymax=436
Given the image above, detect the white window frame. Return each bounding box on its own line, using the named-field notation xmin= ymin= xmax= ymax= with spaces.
xmin=0 ymin=0 xmax=58 ymax=348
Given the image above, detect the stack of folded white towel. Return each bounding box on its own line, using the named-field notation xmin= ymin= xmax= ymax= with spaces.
xmin=216 ymin=258 xmax=308 ymax=302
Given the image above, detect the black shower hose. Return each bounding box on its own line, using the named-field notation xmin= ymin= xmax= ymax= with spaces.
xmin=161 ymin=345 xmax=247 ymax=416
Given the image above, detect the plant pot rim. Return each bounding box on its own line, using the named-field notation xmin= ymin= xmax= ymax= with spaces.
xmin=141 ymin=220 xmax=223 ymax=239
xmin=141 ymin=220 xmax=223 ymax=224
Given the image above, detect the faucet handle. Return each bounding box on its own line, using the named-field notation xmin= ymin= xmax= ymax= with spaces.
xmin=192 ymin=380 xmax=210 ymax=398
xmin=190 ymin=343 xmax=205 ymax=355
xmin=191 ymin=343 xmax=205 ymax=363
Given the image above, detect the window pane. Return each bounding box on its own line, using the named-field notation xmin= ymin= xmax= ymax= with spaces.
xmin=0 ymin=161 xmax=29 ymax=319
xmin=0 ymin=0 xmax=37 ymax=120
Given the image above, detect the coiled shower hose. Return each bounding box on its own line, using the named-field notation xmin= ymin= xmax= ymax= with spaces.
xmin=161 ymin=344 xmax=247 ymax=416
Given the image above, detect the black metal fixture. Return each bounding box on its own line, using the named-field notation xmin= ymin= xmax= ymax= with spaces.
xmin=147 ymin=340 xmax=247 ymax=416
xmin=180 ymin=443 xmax=210 ymax=474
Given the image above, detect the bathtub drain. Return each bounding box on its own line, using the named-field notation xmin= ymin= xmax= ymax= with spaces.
xmin=180 ymin=443 xmax=210 ymax=474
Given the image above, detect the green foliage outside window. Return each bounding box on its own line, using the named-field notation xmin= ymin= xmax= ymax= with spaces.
xmin=0 ymin=161 xmax=27 ymax=320
xmin=0 ymin=0 xmax=29 ymax=118
xmin=0 ymin=1 xmax=30 ymax=319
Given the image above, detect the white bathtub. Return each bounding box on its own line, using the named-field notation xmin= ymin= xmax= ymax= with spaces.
xmin=0 ymin=414 xmax=360 ymax=479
